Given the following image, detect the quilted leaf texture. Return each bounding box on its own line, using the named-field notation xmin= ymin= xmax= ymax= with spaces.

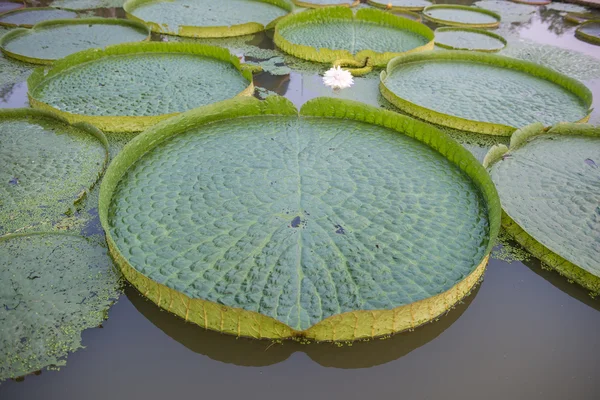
xmin=488 ymin=123 xmax=600 ymax=293
xmin=99 ymin=96 xmax=500 ymax=341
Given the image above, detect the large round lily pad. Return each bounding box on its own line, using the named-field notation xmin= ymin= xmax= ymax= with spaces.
xmin=0 ymin=7 xmax=77 ymax=28
xmin=293 ymin=0 xmax=359 ymax=8
xmin=0 ymin=233 xmax=120 ymax=381
xmin=434 ymin=27 xmax=506 ymax=52
xmin=0 ymin=109 xmax=108 ymax=235
xmin=423 ymin=5 xmax=501 ymax=28
xmin=509 ymin=0 xmax=550 ymax=5
xmin=565 ymin=12 xmax=597 ymax=25
xmin=576 ymin=20 xmax=600 ymax=46
xmin=274 ymin=7 xmax=434 ymax=68
xmin=367 ymin=0 xmax=432 ymax=12
xmin=0 ymin=1 xmax=23 ymax=14
xmin=27 ymin=42 xmax=254 ymax=132
xmin=124 ymin=0 xmax=291 ymax=38
xmin=0 ymin=18 xmax=151 ymax=65
xmin=99 ymin=96 xmax=500 ymax=342
xmin=485 ymin=123 xmax=600 ymax=293
xmin=379 ymin=51 xmax=592 ymax=135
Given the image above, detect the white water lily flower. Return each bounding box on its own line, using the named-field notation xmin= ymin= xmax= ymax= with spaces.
xmin=323 ymin=66 xmax=354 ymax=90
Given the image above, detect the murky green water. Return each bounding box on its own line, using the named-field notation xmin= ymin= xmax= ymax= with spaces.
xmin=1 ymin=1 xmax=599 ymax=399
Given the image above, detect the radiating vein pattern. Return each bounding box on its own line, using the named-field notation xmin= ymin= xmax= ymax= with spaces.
xmin=109 ymin=117 xmax=489 ymax=330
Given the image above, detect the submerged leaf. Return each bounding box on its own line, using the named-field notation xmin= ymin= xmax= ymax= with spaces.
xmin=0 ymin=233 xmax=121 ymax=381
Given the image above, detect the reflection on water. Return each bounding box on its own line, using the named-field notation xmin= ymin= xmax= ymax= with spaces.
xmin=126 ymin=284 xmax=480 ymax=369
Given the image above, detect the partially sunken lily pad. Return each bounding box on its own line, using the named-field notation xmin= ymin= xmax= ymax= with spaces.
xmin=486 ymin=123 xmax=600 ymax=293
xmin=423 ymin=5 xmax=501 ymax=28
xmin=0 ymin=233 xmax=120 ymax=381
xmin=274 ymin=7 xmax=434 ymax=67
xmin=379 ymin=51 xmax=592 ymax=135
xmin=0 ymin=7 xmax=77 ymax=28
xmin=434 ymin=27 xmax=506 ymax=52
xmin=0 ymin=109 xmax=108 ymax=235
xmin=367 ymin=0 xmax=432 ymax=11
xmin=27 ymin=42 xmax=254 ymax=132
xmin=99 ymin=96 xmax=500 ymax=341
xmin=576 ymin=20 xmax=600 ymax=46
xmin=124 ymin=0 xmax=291 ymax=38
xmin=473 ymin=0 xmax=535 ymax=24
xmin=0 ymin=18 xmax=150 ymax=65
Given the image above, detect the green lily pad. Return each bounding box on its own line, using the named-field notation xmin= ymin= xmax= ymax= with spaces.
xmin=274 ymin=7 xmax=434 ymax=68
xmin=0 ymin=7 xmax=76 ymax=28
xmin=379 ymin=51 xmax=592 ymax=135
xmin=0 ymin=18 xmax=150 ymax=65
xmin=473 ymin=0 xmax=535 ymax=24
xmin=486 ymin=123 xmax=600 ymax=293
xmin=293 ymin=0 xmax=358 ymax=8
xmin=0 ymin=109 xmax=108 ymax=235
xmin=123 ymin=0 xmax=291 ymax=38
xmin=509 ymin=0 xmax=549 ymax=5
xmin=423 ymin=5 xmax=501 ymax=28
xmin=99 ymin=96 xmax=500 ymax=341
xmin=49 ymin=0 xmax=126 ymax=9
xmin=565 ymin=12 xmax=597 ymax=25
xmin=27 ymin=42 xmax=254 ymax=132
xmin=0 ymin=233 xmax=120 ymax=381
xmin=367 ymin=0 xmax=431 ymax=11
xmin=576 ymin=20 xmax=600 ymax=46
xmin=0 ymin=1 xmax=24 ymax=14
xmin=434 ymin=27 xmax=506 ymax=52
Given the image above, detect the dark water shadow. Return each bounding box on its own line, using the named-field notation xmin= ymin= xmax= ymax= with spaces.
xmin=126 ymin=282 xmax=480 ymax=369
xmin=520 ymin=253 xmax=600 ymax=313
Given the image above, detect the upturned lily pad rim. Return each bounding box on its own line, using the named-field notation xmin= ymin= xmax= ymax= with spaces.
xmin=0 ymin=107 xmax=109 ymax=230
xmin=484 ymin=123 xmax=600 ymax=294
xmin=575 ymin=20 xmax=600 ymax=45
xmin=564 ymin=12 xmax=597 ymax=25
xmin=293 ymin=0 xmax=360 ymax=8
xmin=98 ymin=95 xmax=500 ymax=342
xmin=123 ymin=0 xmax=293 ymax=38
xmin=26 ymin=42 xmax=255 ymax=133
xmin=423 ymin=5 xmax=501 ymax=28
xmin=434 ymin=27 xmax=507 ymax=52
xmin=509 ymin=0 xmax=550 ymax=5
xmin=367 ymin=0 xmax=431 ymax=12
xmin=0 ymin=18 xmax=151 ymax=65
xmin=274 ymin=7 xmax=434 ymax=68
xmin=379 ymin=50 xmax=593 ymax=136
xmin=0 ymin=6 xmax=77 ymax=28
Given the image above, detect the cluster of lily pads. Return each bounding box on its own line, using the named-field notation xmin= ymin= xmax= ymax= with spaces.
xmin=0 ymin=0 xmax=598 ymax=383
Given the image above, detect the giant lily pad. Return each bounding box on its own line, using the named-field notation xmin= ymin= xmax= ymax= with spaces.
xmin=576 ymin=20 xmax=600 ymax=46
xmin=0 ymin=18 xmax=150 ymax=65
xmin=0 ymin=1 xmax=24 ymax=14
xmin=473 ymin=0 xmax=536 ymax=24
xmin=0 ymin=7 xmax=77 ymax=28
xmin=485 ymin=123 xmax=600 ymax=293
xmin=274 ymin=7 xmax=434 ymax=70
xmin=0 ymin=233 xmax=120 ymax=381
xmin=379 ymin=51 xmax=592 ymax=135
xmin=0 ymin=109 xmax=108 ymax=235
xmin=367 ymin=0 xmax=432 ymax=11
xmin=49 ymin=0 xmax=126 ymax=9
xmin=423 ymin=5 xmax=501 ymax=28
xmin=509 ymin=0 xmax=550 ymax=5
xmin=565 ymin=12 xmax=597 ymax=25
xmin=434 ymin=27 xmax=506 ymax=52
xmin=27 ymin=42 xmax=254 ymax=132
xmin=99 ymin=96 xmax=500 ymax=342
xmin=123 ymin=0 xmax=291 ymax=38
xmin=293 ymin=0 xmax=359 ymax=8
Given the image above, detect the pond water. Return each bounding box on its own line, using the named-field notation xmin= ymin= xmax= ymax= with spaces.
xmin=1 ymin=1 xmax=599 ymax=399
